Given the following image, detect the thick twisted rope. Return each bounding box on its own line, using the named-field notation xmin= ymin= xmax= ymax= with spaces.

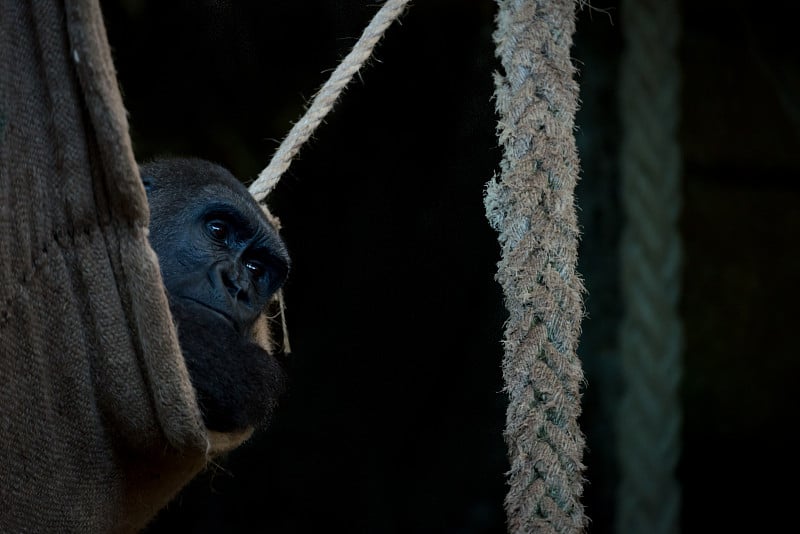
xmin=249 ymin=0 xmax=411 ymax=202
xmin=616 ymin=0 xmax=683 ymax=533
xmin=485 ymin=1 xmax=586 ymax=532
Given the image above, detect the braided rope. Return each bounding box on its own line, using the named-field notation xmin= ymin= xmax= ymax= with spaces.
xmin=249 ymin=0 xmax=411 ymax=202
xmin=485 ymin=1 xmax=586 ymax=532
xmin=616 ymin=0 xmax=683 ymax=532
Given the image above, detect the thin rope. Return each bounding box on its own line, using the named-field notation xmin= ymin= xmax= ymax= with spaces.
xmin=249 ymin=0 xmax=411 ymax=202
xmin=485 ymin=1 xmax=587 ymax=532
xmin=277 ymin=290 xmax=291 ymax=354
xmin=615 ymin=0 xmax=683 ymax=533
xmin=249 ymin=0 xmax=410 ymax=351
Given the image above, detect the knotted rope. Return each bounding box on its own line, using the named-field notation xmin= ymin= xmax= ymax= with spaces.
xmin=248 ymin=0 xmax=411 ymax=202
xmin=616 ymin=0 xmax=683 ymax=533
xmin=485 ymin=1 xmax=587 ymax=532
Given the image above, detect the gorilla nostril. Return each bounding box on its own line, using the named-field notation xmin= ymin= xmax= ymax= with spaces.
xmin=221 ymin=270 xmax=239 ymax=298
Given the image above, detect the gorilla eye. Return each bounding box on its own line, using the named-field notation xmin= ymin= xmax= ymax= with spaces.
xmin=245 ymin=259 xmax=266 ymax=278
xmin=206 ymin=220 xmax=229 ymax=241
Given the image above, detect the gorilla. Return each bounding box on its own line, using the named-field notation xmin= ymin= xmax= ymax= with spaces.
xmin=139 ymin=157 xmax=290 ymax=433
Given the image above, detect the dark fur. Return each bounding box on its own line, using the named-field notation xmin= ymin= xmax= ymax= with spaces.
xmin=140 ymin=157 xmax=289 ymax=432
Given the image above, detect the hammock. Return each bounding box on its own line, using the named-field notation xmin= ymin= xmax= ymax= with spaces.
xmin=0 ymin=1 xmax=251 ymax=531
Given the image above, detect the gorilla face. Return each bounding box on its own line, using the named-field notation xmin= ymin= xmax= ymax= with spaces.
xmin=142 ymin=157 xmax=289 ymax=337
xmin=140 ymin=157 xmax=290 ymax=432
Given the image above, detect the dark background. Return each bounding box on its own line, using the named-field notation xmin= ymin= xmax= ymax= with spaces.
xmin=99 ymin=1 xmax=800 ymax=532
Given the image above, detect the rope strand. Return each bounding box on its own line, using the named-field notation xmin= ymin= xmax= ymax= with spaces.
xmin=249 ymin=0 xmax=411 ymax=202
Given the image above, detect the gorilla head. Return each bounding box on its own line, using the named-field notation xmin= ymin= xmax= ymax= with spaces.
xmin=140 ymin=157 xmax=290 ymax=433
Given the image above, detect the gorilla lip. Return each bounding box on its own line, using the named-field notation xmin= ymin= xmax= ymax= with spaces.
xmin=180 ymin=297 xmax=234 ymax=325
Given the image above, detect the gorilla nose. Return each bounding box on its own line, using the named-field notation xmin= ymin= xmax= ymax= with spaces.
xmin=218 ymin=265 xmax=251 ymax=307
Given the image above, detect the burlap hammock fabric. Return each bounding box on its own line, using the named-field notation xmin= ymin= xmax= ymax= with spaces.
xmin=0 ymin=1 xmax=253 ymax=532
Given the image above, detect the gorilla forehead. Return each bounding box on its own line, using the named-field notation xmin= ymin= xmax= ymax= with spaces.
xmin=141 ymin=157 xmax=269 ymax=226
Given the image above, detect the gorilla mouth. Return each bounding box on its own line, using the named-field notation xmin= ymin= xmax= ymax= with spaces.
xmin=180 ymin=297 xmax=234 ymax=325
